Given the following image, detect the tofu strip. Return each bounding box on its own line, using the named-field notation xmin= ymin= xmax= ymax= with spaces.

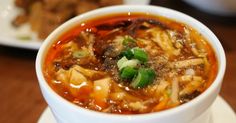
xmin=171 ymin=58 xmax=204 ymax=68
xmin=171 ymin=78 xmax=179 ymax=104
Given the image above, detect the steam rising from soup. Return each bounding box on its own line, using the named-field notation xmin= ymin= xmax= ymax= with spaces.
xmin=43 ymin=13 xmax=217 ymax=114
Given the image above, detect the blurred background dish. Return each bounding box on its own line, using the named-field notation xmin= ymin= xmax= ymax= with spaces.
xmin=0 ymin=0 xmax=150 ymax=50
xmin=0 ymin=0 xmax=41 ymax=50
xmin=183 ymin=0 xmax=236 ymax=16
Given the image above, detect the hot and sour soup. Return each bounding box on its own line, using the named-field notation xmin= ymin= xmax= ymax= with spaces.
xmin=43 ymin=13 xmax=217 ymax=114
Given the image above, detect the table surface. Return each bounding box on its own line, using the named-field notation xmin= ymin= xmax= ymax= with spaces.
xmin=0 ymin=1 xmax=235 ymax=123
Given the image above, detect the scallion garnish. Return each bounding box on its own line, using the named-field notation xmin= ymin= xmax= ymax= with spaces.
xmin=120 ymin=47 xmax=148 ymax=62
xmin=119 ymin=59 xmax=140 ymax=70
xmin=117 ymin=56 xmax=128 ymax=69
xmin=117 ymin=36 xmax=155 ymax=89
xmin=132 ymin=48 xmax=148 ymax=62
xmin=120 ymin=66 xmax=138 ymax=80
xmin=120 ymin=48 xmax=133 ymax=59
xmin=73 ymin=50 xmax=89 ymax=58
xmin=122 ymin=36 xmax=136 ymax=46
xmin=131 ymin=68 xmax=156 ymax=88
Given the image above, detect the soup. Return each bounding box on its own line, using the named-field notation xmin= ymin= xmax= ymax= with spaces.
xmin=43 ymin=13 xmax=217 ymax=114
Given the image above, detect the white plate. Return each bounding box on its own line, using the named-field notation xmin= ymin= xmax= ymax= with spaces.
xmin=0 ymin=0 xmax=42 ymax=50
xmin=38 ymin=96 xmax=236 ymax=123
xmin=0 ymin=0 xmax=150 ymax=50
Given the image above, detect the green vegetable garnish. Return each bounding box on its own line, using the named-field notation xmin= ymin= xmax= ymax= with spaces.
xmin=120 ymin=47 xmax=148 ymax=62
xmin=73 ymin=50 xmax=89 ymax=58
xmin=146 ymin=68 xmax=156 ymax=84
xmin=122 ymin=36 xmax=136 ymax=46
xmin=131 ymin=68 xmax=156 ymax=88
xmin=120 ymin=66 xmax=138 ymax=80
xmin=132 ymin=48 xmax=148 ymax=62
xmin=117 ymin=56 xmax=128 ymax=69
xmin=117 ymin=37 xmax=154 ymax=89
xmin=120 ymin=48 xmax=133 ymax=59
xmin=119 ymin=59 xmax=140 ymax=70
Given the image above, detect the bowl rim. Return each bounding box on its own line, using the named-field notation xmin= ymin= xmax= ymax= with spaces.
xmin=36 ymin=5 xmax=226 ymax=120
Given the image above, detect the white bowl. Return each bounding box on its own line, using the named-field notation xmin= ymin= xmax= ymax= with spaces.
xmin=36 ymin=5 xmax=226 ymax=123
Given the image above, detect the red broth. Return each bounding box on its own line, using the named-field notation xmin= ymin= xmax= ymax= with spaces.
xmin=43 ymin=13 xmax=217 ymax=114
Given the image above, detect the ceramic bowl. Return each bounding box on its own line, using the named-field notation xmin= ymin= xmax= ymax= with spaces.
xmin=36 ymin=5 xmax=226 ymax=123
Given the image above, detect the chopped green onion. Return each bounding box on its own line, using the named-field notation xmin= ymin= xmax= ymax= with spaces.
xmin=120 ymin=67 xmax=138 ymax=80
xmin=131 ymin=68 xmax=156 ymax=88
xmin=122 ymin=36 xmax=136 ymax=45
xmin=146 ymin=68 xmax=156 ymax=84
xmin=120 ymin=48 xmax=133 ymax=59
xmin=132 ymin=48 xmax=148 ymax=62
xmin=73 ymin=50 xmax=89 ymax=58
xmin=131 ymin=68 xmax=149 ymax=88
xmin=119 ymin=59 xmax=140 ymax=70
xmin=117 ymin=56 xmax=128 ymax=69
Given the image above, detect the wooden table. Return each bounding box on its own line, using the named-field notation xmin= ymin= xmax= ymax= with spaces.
xmin=0 ymin=1 xmax=235 ymax=123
